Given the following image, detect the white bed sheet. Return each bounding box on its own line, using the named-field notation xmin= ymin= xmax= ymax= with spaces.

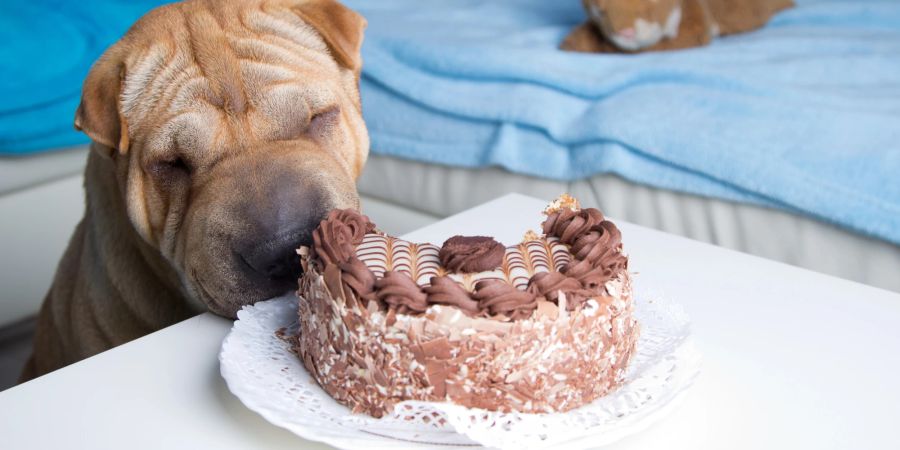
xmin=358 ymin=155 xmax=900 ymax=293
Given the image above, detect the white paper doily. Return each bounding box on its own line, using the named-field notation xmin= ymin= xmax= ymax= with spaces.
xmin=220 ymin=287 xmax=701 ymax=449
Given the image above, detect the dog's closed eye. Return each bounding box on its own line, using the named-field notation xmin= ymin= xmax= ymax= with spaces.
xmin=148 ymin=156 xmax=192 ymax=182
xmin=308 ymin=105 xmax=341 ymax=140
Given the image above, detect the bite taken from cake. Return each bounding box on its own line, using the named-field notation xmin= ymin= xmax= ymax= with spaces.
xmin=294 ymin=195 xmax=639 ymax=417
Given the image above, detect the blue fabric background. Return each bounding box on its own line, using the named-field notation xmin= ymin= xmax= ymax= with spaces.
xmin=1 ymin=0 xmax=898 ymax=243
xmin=0 ymin=0 xmax=174 ymax=152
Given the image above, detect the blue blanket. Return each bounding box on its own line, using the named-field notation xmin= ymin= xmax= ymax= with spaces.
xmin=1 ymin=0 xmax=898 ymax=244
xmin=346 ymin=0 xmax=900 ymax=244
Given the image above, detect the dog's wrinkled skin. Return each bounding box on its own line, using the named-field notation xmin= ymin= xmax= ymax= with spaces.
xmin=21 ymin=0 xmax=368 ymax=381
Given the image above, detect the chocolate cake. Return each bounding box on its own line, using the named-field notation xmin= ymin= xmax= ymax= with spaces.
xmin=295 ymin=195 xmax=639 ymax=417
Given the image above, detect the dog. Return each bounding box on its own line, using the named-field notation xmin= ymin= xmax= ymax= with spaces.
xmin=562 ymin=0 xmax=793 ymax=53
xmin=20 ymin=0 xmax=369 ymax=381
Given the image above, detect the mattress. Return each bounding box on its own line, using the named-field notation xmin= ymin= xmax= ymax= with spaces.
xmin=358 ymin=155 xmax=900 ymax=293
xmin=0 ymin=146 xmax=88 ymax=195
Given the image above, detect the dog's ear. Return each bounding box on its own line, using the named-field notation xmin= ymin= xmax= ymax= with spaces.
xmin=74 ymin=48 xmax=130 ymax=157
xmin=292 ymin=0 xmax=367 ymax=74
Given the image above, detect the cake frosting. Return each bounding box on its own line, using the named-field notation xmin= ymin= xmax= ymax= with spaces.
xmin=295 ymin=194 xmax=639 ymax=417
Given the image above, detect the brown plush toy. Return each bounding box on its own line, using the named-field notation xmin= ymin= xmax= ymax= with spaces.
xmin=561 ymin=0 xmax=794 ymax=53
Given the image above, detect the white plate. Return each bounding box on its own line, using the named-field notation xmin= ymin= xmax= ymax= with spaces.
xmin=220 ymin=287 xmax=700 ymax=449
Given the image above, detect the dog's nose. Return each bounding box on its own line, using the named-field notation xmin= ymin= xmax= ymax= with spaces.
xmin=235 ymin=188 xmax=328 ymax=288
xmin=238 ymin=232 xmax=306 ymax=284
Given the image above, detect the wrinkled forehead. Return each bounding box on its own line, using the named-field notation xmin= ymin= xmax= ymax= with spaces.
xmin=119 ymin=3 xmax=342 ymax=144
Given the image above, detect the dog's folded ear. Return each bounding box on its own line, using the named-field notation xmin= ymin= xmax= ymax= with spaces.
xmin=292 ymin=0 xmax=367 ymax=74
xmin=74 ymin=48 xmax=129 ymax=157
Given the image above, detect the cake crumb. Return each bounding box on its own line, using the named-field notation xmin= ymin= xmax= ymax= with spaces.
xmin=544 ymin=194 xmax=580 ymax=215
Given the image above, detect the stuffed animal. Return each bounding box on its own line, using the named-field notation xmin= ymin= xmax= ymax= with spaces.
xmin=561 ymin=0 xmax=793 ymax=53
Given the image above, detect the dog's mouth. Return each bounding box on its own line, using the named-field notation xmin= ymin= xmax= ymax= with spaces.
xmin=189 ymin=268 xmax=229 ymax=316
xmin=188 ymin=238 xmax=307 ymax=318
xmin=234 ymin=248 xmax=304 ymax=295
xmin=237 ymin=228 xmax=310 ymax=278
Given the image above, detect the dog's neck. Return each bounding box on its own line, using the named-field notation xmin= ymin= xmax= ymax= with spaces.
xmin=22 ymin=148 xmax=207 ymax=378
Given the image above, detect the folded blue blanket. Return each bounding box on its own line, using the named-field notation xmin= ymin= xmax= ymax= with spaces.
xmin=345 ymin=0 xmax=900 ymax=244
xmin=2 ymin=0 xmax=898 ymax=244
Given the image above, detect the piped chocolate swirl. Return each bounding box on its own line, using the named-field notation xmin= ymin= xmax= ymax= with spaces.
xmin=473 ymin=279 xmax=538 ymax=320
xmin=311 ymin=209 xmax=375 ymax=267
xmin=542 ymin=207 xmax=605 ymax=245
xmin=423 ymin=276 xmax=480 ymax=315
xmin=375 ymin=270 xmax=429 ymax=314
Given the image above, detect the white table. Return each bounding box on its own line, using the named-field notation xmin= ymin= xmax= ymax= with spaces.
xmin=2 ymin=193 xmax=899 ymax=449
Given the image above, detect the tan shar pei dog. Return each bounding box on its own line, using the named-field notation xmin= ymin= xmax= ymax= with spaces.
xmin=21 ymin=0 xmax=369 ymax=381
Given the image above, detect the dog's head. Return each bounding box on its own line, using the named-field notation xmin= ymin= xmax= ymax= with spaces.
xmin=583 ymin=0 xmax=682 ymax=51
xmin=74 ymin=0 xmax=368 ymax=317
